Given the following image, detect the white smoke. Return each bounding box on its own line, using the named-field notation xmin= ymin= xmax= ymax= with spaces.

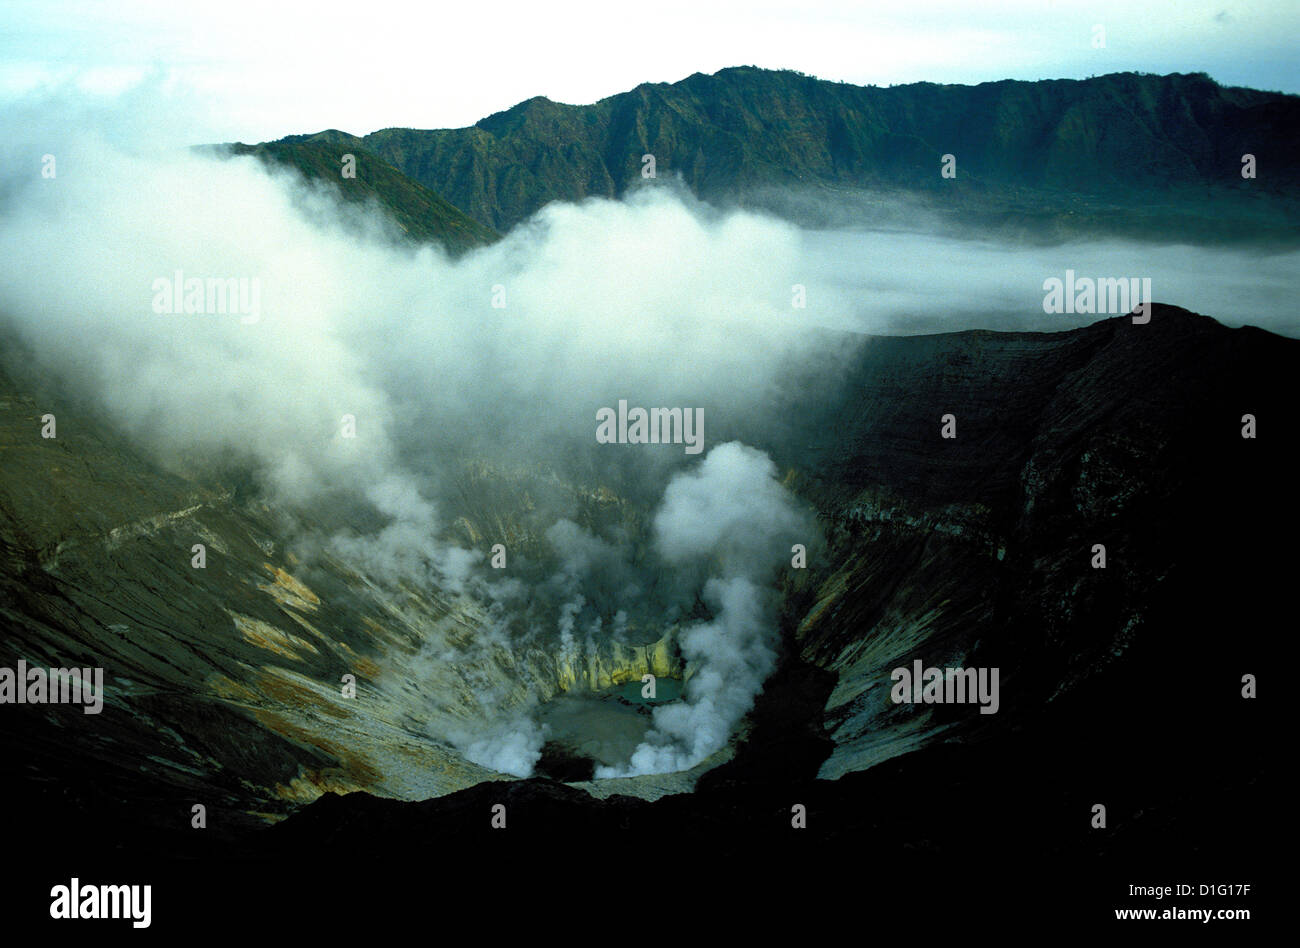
xmin=595 ymin=441 xmax=811 ymax=776
xmin=452 ymin=442 xmax=814 ymax=779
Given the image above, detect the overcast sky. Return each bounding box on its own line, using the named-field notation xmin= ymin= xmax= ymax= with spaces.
xmin=1 ymin=0 xmax=1296 ymax=143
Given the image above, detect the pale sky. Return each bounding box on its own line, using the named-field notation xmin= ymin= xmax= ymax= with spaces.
xmin=1 ymin=0 xmax=1296 ymax=143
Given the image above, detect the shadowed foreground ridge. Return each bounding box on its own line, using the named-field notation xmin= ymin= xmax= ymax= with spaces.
xmin=2 ymin=305 xmax=1285 ymax=916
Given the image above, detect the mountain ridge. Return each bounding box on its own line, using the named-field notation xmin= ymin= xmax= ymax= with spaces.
xmin=220 ymin=140 xmax=500 ymax=253
xmin=268 ymin=68 xmax=1300 ymax=241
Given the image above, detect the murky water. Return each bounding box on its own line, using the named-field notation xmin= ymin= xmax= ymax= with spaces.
xmin=536 ymin=678 xmax=686 ymax=771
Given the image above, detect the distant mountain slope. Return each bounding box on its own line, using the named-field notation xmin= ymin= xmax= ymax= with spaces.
xmin=225 ymin=141 xmax=499 ymax=253
xmin=278 ymin=68 xmax=1300 ymax=241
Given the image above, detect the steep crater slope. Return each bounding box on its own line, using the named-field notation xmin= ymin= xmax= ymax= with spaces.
xmin=1 ymin=306 xmax=1289 ymax=873
xmin=255 ymin=305 xmax=1283 ymax=910
xmin=0 ymin=365 xmax=702 ymax=839
xmin=765 ymin=306 xmax=1292 ymax=783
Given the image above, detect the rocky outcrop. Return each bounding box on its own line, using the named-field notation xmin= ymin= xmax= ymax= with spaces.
xmin=779 ymin=307 xmax=1292 ymax=781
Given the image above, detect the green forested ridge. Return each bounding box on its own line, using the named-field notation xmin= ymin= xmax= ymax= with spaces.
xmin=274 ymin=68 xmax=1299 ymax=242
xmin=225 ymin=140 xmax=500 ymax=253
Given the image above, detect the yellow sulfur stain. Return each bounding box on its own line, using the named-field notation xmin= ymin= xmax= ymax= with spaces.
xmin=258 ymin=563 xmax=321 ymax=612
xmin=229 ymin=611 xmax=320 ymax=661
